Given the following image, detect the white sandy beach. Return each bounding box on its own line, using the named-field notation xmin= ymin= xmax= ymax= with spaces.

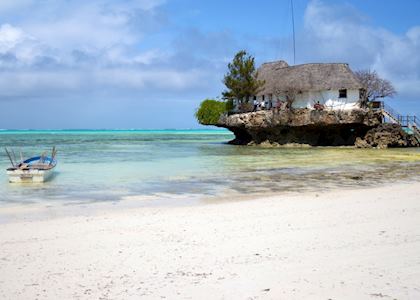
xmin=1 ymin=183 xmax=420 ymax=300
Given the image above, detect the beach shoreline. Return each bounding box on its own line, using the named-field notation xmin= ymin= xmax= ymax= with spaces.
xmin=1 ymin=182 xmax=420 ymax=299
xmin=1 ymin=176 xmax=418 ymax=224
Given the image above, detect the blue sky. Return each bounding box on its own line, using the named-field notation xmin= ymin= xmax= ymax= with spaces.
xmin=0 ymin=0 xmax=419 ymax=129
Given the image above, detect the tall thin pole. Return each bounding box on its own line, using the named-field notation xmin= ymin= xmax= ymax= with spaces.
xmin=291 ymin=0 xmax=296 ymax=65
xmin=5 ymin=148 xmax=15 ymax=167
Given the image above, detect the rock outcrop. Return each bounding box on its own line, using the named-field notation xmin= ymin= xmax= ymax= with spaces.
xmin=355 ymin=124 xmax=419 ymax=148
xmin=217 ymin=109 xmax=383 ymax=146
xmin=216 ymin=109 xmax=419 ymax=147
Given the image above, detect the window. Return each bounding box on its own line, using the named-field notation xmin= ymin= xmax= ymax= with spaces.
xmin=253 ymin=95 xmax=257 ymax=100
xmin=339 ymin=89 xmax=347 ymax=98
xmin=262 ymin=95 xmax=265 ymax=101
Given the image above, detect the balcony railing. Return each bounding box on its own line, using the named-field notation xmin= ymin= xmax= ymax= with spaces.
xmin=372 ymin=101 xmax=418 ymax=129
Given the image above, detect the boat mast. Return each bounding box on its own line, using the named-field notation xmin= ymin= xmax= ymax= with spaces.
xmin=291 ymin=0 xmax=296 ymax=64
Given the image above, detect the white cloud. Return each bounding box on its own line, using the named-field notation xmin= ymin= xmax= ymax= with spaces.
xmin=0 ymin=0 xmax=166 ymax=52
xmin=0 ymin=24 xmax=25 ymax=52
xmin=0 ymin=23 xmax=49 ymax=66
xmin=301 ymin=0 xmax=420 ymax=99
xmin=20 ymin=1 xmax=165 ymax=51
xmin=0 ymin=0 xmax=205 ymax=98
xmin=0 ymin=0 xmax=230 ymax=103
xmin=407 ymin=26 xmax=420 ymax=45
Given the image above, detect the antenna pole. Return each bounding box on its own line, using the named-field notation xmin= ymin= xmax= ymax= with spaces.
xmin=291 ymin=0 xmax=296 ymax=64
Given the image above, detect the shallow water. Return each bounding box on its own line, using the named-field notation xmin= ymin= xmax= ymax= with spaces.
xmin=0 ymin=129 xmax=419 ymax=206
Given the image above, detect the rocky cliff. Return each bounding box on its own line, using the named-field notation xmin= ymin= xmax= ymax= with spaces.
xmin=217 ymin=109 xmax=419 ymax=147
xmin=355 ymin=124 xmax=419 ymax=148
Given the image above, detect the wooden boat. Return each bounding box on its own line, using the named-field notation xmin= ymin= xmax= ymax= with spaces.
xmin=5 ymin=147 xmax=57 ymax=183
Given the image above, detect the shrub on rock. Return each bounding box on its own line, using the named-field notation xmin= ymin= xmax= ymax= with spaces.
xmin=195 ymin=99 xmax=227 ymax=125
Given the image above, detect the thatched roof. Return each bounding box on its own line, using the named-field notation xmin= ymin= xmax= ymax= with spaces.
xmin=257 ymin=61 xmax=362 ymax=95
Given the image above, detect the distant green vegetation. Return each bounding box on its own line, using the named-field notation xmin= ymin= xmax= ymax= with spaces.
xmin=195 ymin=99 xmax=227 ymax=125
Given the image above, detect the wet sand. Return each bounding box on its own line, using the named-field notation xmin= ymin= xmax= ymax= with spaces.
xmin=1 ymin=182 xmax=420 ymax=299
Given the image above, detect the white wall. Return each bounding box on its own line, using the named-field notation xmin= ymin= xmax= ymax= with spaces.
xmin=274 ymin=89 xmax=360 ymax=110
xmin=233 ymin=89 xmax=361 ymax=111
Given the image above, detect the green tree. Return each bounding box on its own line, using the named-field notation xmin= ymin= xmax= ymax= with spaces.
xmin=222 ymin=50 xmax=265 ymax=102
xmin=195 ymin=99 xmax=227 ymax=125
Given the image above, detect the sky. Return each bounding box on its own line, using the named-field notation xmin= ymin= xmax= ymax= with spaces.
xmin=0 ymin=0 xmax=419 ymax=129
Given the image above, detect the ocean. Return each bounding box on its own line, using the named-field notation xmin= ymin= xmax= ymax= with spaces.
xmin=1 ymin=129 xmax=419 ymax=207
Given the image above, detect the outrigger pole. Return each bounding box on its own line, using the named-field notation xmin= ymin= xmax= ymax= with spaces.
xmin=50 ymin=146 xmax=57 ymax=165
xmin=5 ymin=148 xmax=16 ymax=167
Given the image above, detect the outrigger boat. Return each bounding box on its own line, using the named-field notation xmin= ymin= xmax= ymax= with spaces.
xmin=5 ymin=147 xmax=57 ymax=183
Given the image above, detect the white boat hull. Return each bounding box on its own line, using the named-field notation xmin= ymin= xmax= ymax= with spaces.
xmin=7 ymin=169 xmax=54 ymax=183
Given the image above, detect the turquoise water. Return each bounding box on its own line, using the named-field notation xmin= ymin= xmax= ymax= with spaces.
xmin=1 ymin=129 xmax=419 ymax=206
